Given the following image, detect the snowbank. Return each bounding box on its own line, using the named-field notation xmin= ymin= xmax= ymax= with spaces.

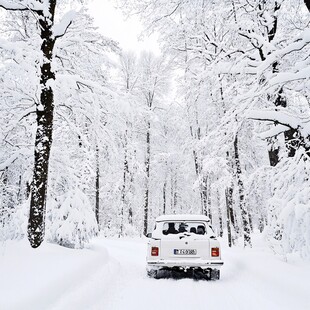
xmin=0 ymin=238 xmax=113 ymax=310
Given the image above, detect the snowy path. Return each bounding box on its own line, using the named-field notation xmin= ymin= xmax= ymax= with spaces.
xmin=62 ymin=237 xmax=310 ymax=310
xmin=2 ymin=237 xmax=310 ymax=310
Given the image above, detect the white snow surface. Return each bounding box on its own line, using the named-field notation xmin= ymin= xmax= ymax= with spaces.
xmin=1 ymin=234 xmax=310 ymax=310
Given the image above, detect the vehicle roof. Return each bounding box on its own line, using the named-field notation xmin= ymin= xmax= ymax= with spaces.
xmin=155 ymin=214 xmax=210 ymax=222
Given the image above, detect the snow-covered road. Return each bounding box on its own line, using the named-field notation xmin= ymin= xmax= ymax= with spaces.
xmin=1 ymin=236 xmax=310 ymax=310
xmin=54 ymin=237 xmax=310 ymax=310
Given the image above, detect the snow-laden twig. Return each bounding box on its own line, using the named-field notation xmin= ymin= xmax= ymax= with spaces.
xmin=53 ymin=10 xmax=77 ymax=39
xmin=248 ymin=109 xmax=310 ymax=138
xmin=0 ymin=0 xmax=44 ymax=12
xmin=0 ymin=152 xmax=19 ymax=170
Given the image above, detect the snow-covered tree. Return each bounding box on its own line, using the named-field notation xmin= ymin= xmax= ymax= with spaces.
xmin=0 ymin=0 xmax=82 ymax=248
xmin=0 ymin=2 xmax=118 ymax=248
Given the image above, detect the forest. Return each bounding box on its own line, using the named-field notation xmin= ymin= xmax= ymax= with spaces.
xmin=0 ymin=0 xmax=309 ymax=263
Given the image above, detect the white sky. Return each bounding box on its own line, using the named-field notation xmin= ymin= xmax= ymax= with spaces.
xmin=87 ymin=0 xmax=160 ymax=54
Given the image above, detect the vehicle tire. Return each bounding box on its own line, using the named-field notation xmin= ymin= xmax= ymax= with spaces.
xmin=211 ymin=269 xmax=220 ymax=280
xmin=147 ymin=269 xmax=158 ymax=279
xmin=193 ymin=269 xmax=205 ymax=281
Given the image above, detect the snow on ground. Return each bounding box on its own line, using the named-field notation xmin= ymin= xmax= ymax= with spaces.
xmin=1 ymin=234 xmax=310 ymax=310
xmin=0 ymin=239 xmax=116 ymax=310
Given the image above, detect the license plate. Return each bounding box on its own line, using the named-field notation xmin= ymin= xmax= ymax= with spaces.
xmin=174 ymin=249 xmax=197 ymax=255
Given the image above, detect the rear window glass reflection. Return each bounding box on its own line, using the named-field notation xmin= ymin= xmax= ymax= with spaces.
xmin=162 ymin=222 xmax=206 ymax=235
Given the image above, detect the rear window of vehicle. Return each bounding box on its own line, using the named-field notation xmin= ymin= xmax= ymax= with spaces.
xmin=162 ymin=222 xmax=207 ymax=235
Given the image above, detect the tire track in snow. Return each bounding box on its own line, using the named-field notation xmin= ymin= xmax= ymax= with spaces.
xmin=93 ymin=238 xmax=310 ymax=310
xmin=94 ymin=239 xmax=251 ymax=310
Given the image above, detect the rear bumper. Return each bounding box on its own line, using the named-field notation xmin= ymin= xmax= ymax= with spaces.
xmin=147 ymin=259 xmax=223 ymax=270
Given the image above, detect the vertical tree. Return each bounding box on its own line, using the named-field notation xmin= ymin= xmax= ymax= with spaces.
xmin=118 ymin=52 xmax=138 ymax=235
xmin=137 ymin=52 xmax=169 ymax=235
xmin=0 ymin=0 xmax=78 ymax=247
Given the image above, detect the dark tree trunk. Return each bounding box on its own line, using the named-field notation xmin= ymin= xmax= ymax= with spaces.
xmin=201 ymin=176 xmax=208 ymax=217
xmin=207 ymin=178 xmax=212 ymax=224
xmin=128 ymin=207 xmax=133 ymax=225
xmin=216 ymin=188 xmax=223 ymax=237
xmin=268 ymin=140 xmax=280 ymax=166
xmin=26 ymin=181 xmax=31 ymax=199
xmin=256 ymin=2 xmax=285 ymax=166
xmin=259 ymin=2 xmax=300 ymax=164
xmin=17 ymin=175 xmax=22 ymax=203
xmin=248 ymin=210 xmax=253 ymax=232
xmin=28 ymin=2 xmax=57 ymax=248
xmin=192 ymin=149 xmax=200 ymax=176
xmin=225 ymin=188 xmax=233 ymax=247
xmin=233 ymin=135 xmax=252 ymax=247
xmin=173 ymin=176 xmax=178 ymax=210
xmin=120 ymin=132 xmax=129 ymax=236
xmin=0 ymin=169 xmax=8 ymax=227
xmin=95 ymin=145 xmax=100 ymax=227
xmin=143 ymin=121 xmax=151 ymax=236
xmin=163 ymin=180 xmax=166 ymax=214
xmin=128 ymin=166 xmax=134 ymax=225
xmin=226 ymin=185 xmax=237 ymax=234
xmin=191 ymin=130 xmax=211 ymax=218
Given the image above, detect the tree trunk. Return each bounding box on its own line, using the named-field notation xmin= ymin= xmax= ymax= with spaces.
xmin=163 ymin=180 xmax=166 ymax=214
xmin=143 ymin=121 xmax=151 ymax=236
xmin=120 ymin=132 xmax=129 ymax=236
xmin=201 ymin=176 xmax=209 ymax=217
xmin=173 ymin=177 xmax=177 ymax=210
xmin=225 ymin=188 xmax=233 ymax=247
xmin=170 ymin=172 xmax=174 ymax=212
xmin=0 ymin=169 xmax=8 ymax=227
xmin=95 ymin=144 xmax=100 ymax=228
xmin=207 ymin=178 xmax=212 ymax=224
xmin=218 ymin=209 xmax=223 ymax=238
xmin=216 ymin=189 xmax=223 ymax=237
xmin=260 ymin=2 xmax=300 ymax=164
xmin=191 ymin=130 xmax=211 ymax=218
xmin=28 ymin=3 xmax=56 ymax=248
xmin=248 ymin=209 xmax=253 ymax=232
xmin=233 ymin=135 xmax=252 ymax=247
xmin=128 ymin=207 xmax=133 ymax=225
xmin=268 ymin=139 xmax=280 ymax=166
xmin=128 ymin=150 xmax=137 ymax=226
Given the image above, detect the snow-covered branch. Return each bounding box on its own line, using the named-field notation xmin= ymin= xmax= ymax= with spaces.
xmin=0 ymin=0 xmax=43 ymax=12
xmin=248 ymin=110 xmax=310 ymax=138
xmin=258 ymin=124 xmax=288 ymax=139
xmin=257 ymin=29 xmax=310 ymax=74
xmin=53 ymin=10 xmax=77 ymax=39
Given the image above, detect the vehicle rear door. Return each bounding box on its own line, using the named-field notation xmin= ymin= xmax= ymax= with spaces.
xmin=159 ymin=221 xmax=210 ymax=260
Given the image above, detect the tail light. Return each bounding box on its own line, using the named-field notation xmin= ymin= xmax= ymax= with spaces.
xmin=211 ymin=247 xmax=220 ymax=257
xmin=151 ymin=247 xmax=159 ymax=256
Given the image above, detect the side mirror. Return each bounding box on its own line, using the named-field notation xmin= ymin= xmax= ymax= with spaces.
xmin=146 ymin=233 xmax=152 ymax=238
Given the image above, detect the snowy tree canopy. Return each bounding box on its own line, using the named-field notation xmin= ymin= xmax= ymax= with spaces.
xmin=0 ymin=0 xmax=309 ymax=261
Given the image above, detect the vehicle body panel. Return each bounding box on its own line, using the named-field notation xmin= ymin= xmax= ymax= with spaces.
xmin=146 ymin=215 xmax=224 ymax=278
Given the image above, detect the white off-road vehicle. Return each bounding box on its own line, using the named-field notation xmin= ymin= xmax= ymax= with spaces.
xmin=146 ymin=214 xmax=223 ymax=280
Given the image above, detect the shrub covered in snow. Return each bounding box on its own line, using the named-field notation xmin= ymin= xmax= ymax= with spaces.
xmin=48 ymin=189 xmax=98 ymax=249
xmin=0 ymin=199 xmax=29 ymax=242
xmin=267 ymin=150 xmax=310 ymax=260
